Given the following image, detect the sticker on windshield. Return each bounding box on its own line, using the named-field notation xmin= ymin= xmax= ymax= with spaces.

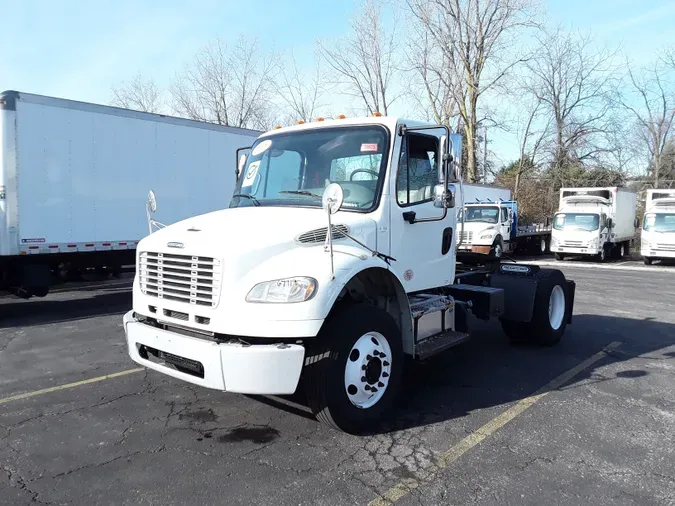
xmin=361 ymin=143 xmax=378 ymax=152
xmin=242 ymin=161 xmax=260 ymax=187
xmin=251 ymin=139 xmax=272 ymax=156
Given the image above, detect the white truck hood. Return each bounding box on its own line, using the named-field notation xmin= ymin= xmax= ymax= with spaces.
xmin=139 ymin=206 xmax=378 ymax=260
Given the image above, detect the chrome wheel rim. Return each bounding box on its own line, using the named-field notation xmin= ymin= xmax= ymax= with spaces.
xmin=344 ymin=332 xmax=392 ymax=409
xmin=548 ymin=285 xmax=565 ymax=330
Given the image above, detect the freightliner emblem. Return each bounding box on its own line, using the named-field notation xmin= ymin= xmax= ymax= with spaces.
xmin=167 ymin=242 xmax=184 ymax=249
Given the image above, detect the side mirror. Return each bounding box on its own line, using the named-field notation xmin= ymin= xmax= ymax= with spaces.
xmin=508 ymin=209 xmax=514 ymax=221
xmin=235 ymin=146 xmax=251 ymax=180
xmin=433 ymin=183 xmax=455 ymax=209
xmin=438 ymin=135 xmax=449 ymax=183
xmin=634 ymin=218 xmax=640 ymax=229
xmin=147 ymin=190 xmax=157 ymax=213
xmin=237 ymin=154 xmax=247 ymax=179
xmin=607 ymin=218 xmax=613 ymax=229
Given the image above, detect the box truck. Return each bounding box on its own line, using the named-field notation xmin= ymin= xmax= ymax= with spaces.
xmin=456 ymin=184 xmax=551 ymax=257
xmin=0 ymin=90 xmax=260 ymax=297
xmin=123 ymin=115 xmax=576 ymax=433
xmin=551 ymin=187 xmax=637 ymax=262
xmin=641 ymin=189 xmax=675 ymax=265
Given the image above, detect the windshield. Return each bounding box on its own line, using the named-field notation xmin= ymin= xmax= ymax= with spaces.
xmin=460 ymin=206 xmax=500 ymax=224
xmin=230 ymin=126 xmax=389 ymax=211
xmin=644 ymin=213 xmax=675 ymax=233
xmin=553 ymin=213 xmax=600 ymax=232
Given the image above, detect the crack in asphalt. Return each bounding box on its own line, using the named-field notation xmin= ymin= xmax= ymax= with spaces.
xmin=3 ymin=465 xmax=53 ymax=505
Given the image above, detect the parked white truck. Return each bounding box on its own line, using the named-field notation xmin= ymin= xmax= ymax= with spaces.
xmin=123 ymin=116 xmax=576 ymax=433
xmin=0 ymin=90 xmax=259 ymax=297
xmin=641 ymin=189 xmax=675 ymax=265
xmin=456 ymin=184 xmax=551 ymax=258
xmin=551 ymin=187 xmax=637 ymax=262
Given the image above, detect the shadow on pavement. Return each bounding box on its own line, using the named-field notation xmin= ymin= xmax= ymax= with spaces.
xmin=0 ymin=289 xmax=131 ymax=329
xmin=253 ymin=314 xmax=675 ymax=434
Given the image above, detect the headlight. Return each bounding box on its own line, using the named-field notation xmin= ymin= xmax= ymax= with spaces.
xmin=550 ymin=237 xmax=558 ymax=247
xmin=480 ymin=234 xmax=493 ymax=240
xmin=246 ymin=277 xmax=317 ymax=303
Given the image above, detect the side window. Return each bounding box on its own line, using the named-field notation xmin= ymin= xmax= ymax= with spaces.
xmin=501 ymin=207 xmax=509 ymax=223
xmin=397 ymin=134 xmax=438 ymax=206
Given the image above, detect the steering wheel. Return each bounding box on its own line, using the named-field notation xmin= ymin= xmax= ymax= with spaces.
xmin=349 ymin=169 xmax=379 ymax=181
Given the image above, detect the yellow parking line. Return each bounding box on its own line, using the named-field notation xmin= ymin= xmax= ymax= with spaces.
xmin=0 ymin=368 xmax=145 ymax=405
xmin=369 ymin=341 xmax=622 ymax=506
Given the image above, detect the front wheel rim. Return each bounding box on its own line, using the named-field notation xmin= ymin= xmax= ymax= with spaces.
xmin=344 ymin=332 xmax=392 ymax=409
xmin=548 ymin=285 xmax=566 ymax=330
xmin=495 ymin=244 xmax=502 ymax=257
xmin=541 ymin=239 xmax=546 ymax=252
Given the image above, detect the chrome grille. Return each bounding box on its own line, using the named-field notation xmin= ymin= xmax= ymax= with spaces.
xmin=297 ymin=225 xmax=348 ymax=244
xmin=563 ymin=240 xmax=583 ymax=247
xmin=139 ymin=252 xmax=222 ymax=307
xmin=458 ymin=231 xmax=473 ymax=243
xmin=656 ymin=243 xmax=675 ymax=251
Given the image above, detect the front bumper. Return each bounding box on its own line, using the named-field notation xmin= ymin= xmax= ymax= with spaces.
xmin=457 ymin=244 xmax=492 ymax=255
xmin=553 ymin=246 xmax=601 ymax=255
xmin=641 ymin=248 xmax=675 ymax=259
xmin=123 ymin=311 xmax=305 ymax=395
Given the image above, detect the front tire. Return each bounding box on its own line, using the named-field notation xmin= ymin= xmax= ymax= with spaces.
xmin=555 ymin=253 xmax=565 ymax=261
xmin=491 ymin=238 xmax=503 ymax=258
xmin=304 ymin=304 xmax=403 ymax=434
xmin=644 ymin=257 xmax=653 ymax=265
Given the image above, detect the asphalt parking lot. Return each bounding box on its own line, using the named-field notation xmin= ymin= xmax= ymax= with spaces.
xmin=1 ymin=260 xmax=674 ymax=505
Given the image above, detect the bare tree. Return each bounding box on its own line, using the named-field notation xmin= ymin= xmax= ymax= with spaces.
xmin=524 ymin=27 xmax=618 ymax=181
xmin=405 ymin=30 xmax=462 ymax=128
xmin=277 ymin=50 xmax=324 ymax=123
xmin=318 ymin=0 xmax=400 ymax=115
xmin=170 ymin=36 xmax=277 ymax=130
xmin=408 ymin=0 xmax=537 ymax=182
xmin=622 ymin=58 xmax=675 ymax=187
xmin=512 ymin=95 xmax=549 ymax=198
xmin=110 ymin=74 xmax=164 ymax=113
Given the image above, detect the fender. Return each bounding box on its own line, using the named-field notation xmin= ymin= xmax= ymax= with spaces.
xmin=318 ymin=253 xmax=415 ymax=355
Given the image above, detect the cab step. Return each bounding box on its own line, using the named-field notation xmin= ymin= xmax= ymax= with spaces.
xmin=409 ymin=294 xmax=453 ymax=317
xmin=414 ymin=330 xmax=471 ymax=360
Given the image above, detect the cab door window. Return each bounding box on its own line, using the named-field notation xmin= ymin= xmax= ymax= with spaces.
xmin=397 ymin=134 xmax=438 ymax=206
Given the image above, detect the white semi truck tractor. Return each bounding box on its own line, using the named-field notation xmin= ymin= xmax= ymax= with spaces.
xmin=551 ymin=187 xmax=637 ymax=262
xmin=641 ymin=189 xmax=675 ymax=265
xmin=123 ymin=116 xmax=576 ymax=433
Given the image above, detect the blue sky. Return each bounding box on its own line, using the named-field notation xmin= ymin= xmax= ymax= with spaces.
xmin=2 ymin=0 xmax=675 ymax=165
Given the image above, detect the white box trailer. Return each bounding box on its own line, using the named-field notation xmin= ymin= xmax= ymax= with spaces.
xmin=551 ymin=187 xmax=638 ymax=262
xmin=0 ymin=90 xmax=260 ymax=297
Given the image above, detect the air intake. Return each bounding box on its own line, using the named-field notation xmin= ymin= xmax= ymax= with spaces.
xmin=296 ymin=225 xmax=349 ymax=244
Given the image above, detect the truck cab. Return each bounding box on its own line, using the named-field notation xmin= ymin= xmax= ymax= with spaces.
xmin=123 ymin=116 xmax=575 ymax=433
xmin=457 ymin=200 xmax=514 ymax=257
xmin=551 ymin=187 xmax=637 ymax=262
xmin=641 ymin=189 xmax=675 ymax=265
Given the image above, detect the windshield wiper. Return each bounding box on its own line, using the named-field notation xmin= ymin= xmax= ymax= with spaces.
xmin=278 ymin=190 xmax=322 ymax=199
xmin=232 ymin=193 xmax=260 ymax=206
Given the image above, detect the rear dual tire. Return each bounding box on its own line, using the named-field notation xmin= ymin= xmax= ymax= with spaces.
xmin=500 ymin=269 xmax=569 ymax=347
